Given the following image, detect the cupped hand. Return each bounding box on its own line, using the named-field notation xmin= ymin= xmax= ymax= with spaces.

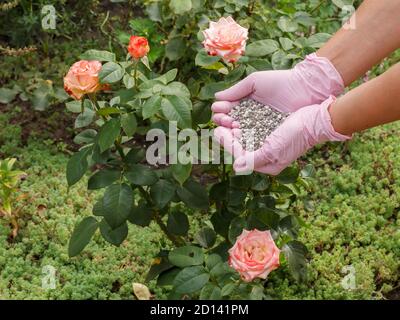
xmin=214 ymin=97 xmax=351 ymax=175
xmin=211 ymin=53 xmax=344 ymax=129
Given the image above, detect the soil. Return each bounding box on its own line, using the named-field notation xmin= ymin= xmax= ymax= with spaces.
xmin=0 ymin=101 xmax=78 ymax=151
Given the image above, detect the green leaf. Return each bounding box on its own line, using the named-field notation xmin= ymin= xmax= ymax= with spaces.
xmin=150 ymin=179 xmax=176 ymax=208
xmin=246 ymin=39 xmax=279 ymax=57
xmin=171 ymin=163 xmax=192 ymax=185
xmin=73 ymin=129 xmax=97 ymax=145
xmin=103 ymin=183 xmax=132 ymax=229
xmin=142 ymin=95 xmax=162 ymax=119
xmin=169 ymin=0 xmax=192 ymax=15
xmin=165 ymin=37 xmax=186 ymax=61
xmin=97 ymin=107 xmax=121 ymax=117
xmin=93 ymin=199 xmax=105 ymax=216
xmin=160 ymin=69 xmax=178 ymax=84
xmin=277 ymin=16 xmax=299 ymax=32
xmin=195 ymin=50 xmax=220 ymax=67
xmin=157 ymin=268 xmax=180 ymax=287
xmin=75 ymin=107 xmax=95 ymax=129
xmin=80 ymin=50 xmax=116 ymax=62
xmin=68 ymin=217 xmax=98 ymax=257
xmin=161 ymin=82 xmax=191 ymax=98
xmin=306 ymin=33 xmax=331 ymax=48
xmin=66 ymin=147 xmax=91 ymax=186
xmin=97 ymin=118 xmax=121 ymax=153
xmin=199 ymin=82 xmax=227 ymax=100
xmin=221 ymin=283 xmax=236 ymax=297
xmin=301 ymin=164 xmax=316 ymax=179
xmin=173 ymin=266 xmax=209 ymax=294
xmin=99 ymin=62 xmax=124 ymax=84
xmin=205 ymin=254 xmax=222 ymax=271
xmin=195 ymin=227 xmax=216 ymax=248
xmin=200 ymin=284 xmax=222 ymax=300
xmin=161 ymin=96 xmax=192 ymax=129
xmin=228 ymin=217 xmax=247 ymax=244
xmin=88 ymin=169 xmax=121 ymax=190
xmin=177 ymin=178 xmax=209 ymax=210
xmin=279 ymin=37 xmax=294 ymax=51
xmin=276 ymin=166 xmax=300 ymax=184
xmin=121 ymin=113 xmax=137 ymax=136
xmin=251 ymin=174 xmax=270 ymax=191
xmin=128 ymin=202 xmax=153 ymax=227
xmin=99 ymin=219 xmax=128 ymax=246
xmin=146 ymin=251 xmax=173 ymax=282
xmin=125 ymin=164 xmax=158 ymax=186
xmin=66 ymin=100 xmax=82 ymax=113
xmin=271 ymin=50 xmax=292 ymax=70
xmin=282 ymin=240 xmax=308 ymax=282
xmin=0 ymin=87 xmax=19 ymax=104
xmin=123 ymin=74 xmax=135 ymax=89
xmin=168 ymin=246 xmax=204 ymax=268
xmin=167 ymin=211 xmax=189 ymax=236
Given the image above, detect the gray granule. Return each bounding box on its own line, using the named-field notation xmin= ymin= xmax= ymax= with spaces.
xmin=229 ymin=99 xmax=290 ymax=151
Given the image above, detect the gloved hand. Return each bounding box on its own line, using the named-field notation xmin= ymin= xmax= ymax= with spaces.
xmin=214 ymin=96 xmax=351 ymax=175
xmin=212 ymin=53 xmax=344 ymax=128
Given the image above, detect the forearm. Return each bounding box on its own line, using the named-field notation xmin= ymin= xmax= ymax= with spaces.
xmin=317 ymin=0 xmax=400 ymax=86
xmin=329 ymin=63 xmax=400 ymax=135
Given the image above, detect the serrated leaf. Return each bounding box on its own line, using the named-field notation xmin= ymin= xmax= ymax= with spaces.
xmin=150 ymin=179 xmax=176 ymax=208
xmin=161 ymin=96 xmax=192 ymax=129
xmin=173 ymin=266 xmax=209 ymax=294
xmin=142 ymin=95 xmax=162 ymax=119
xmin=68 ymin=217 xmax=98 ymax=257
xmin=66 ymin=147 xmax=91 ymax=186
xmin=125 ymin=164 xmax=158 ymax=186
xmin=97 ymin=118 xmax=121 ymax=153
xmin=103 ymin=183 xmax=132 ymax=229
xmin=99 ymin=219 xmax=128 ymax=246
xmin=121 ymin=113 xmax=137 ymax=136
xmin=167 ymin=211 xmax=189 ymax=236
xmin=99 ymin=62 xmax=124 ymax=84
xmin=246 ymin=39 xmax=279 ymax=57
xmin=169 ymin=246 xmax=204 ymax=268
xmin=88 ymin=169 xmax=121 ymax=190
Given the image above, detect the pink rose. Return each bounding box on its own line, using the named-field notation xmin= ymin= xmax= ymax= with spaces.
xmin=229 ymin=229 xmax=280 ymax=282
xmin=64 ymin=60 xmax=105 ymax=100
xmin=202 ymin=16 xmax=248 ymax=63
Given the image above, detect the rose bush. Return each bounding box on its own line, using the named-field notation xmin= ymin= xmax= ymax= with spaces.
xmin=61 ymin=0 xmax=352 ymax=299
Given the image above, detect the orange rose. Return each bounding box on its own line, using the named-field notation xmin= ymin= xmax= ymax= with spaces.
xmin=64 ymin=60 xmax=105 ymax=100
xmin=128 ymin=36 xmax=150 ymax=59
xmin=229 ymin=229 xmax=280 ymax=282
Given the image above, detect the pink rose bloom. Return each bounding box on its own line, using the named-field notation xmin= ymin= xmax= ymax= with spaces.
xmin=229 ymin=229 xmax=280 ymax=282
xmin=202 ymin=16 xmax=248 ymax=63
xmin=64 ymin=60 xmax=105 ymax=100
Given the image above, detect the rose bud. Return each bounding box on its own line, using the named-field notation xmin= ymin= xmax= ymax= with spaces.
xmin=128 ymin=35 xmax=150 ymax=59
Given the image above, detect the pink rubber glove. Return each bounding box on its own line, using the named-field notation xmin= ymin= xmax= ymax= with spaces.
xmin=214 ymin=97 xmax=351 ymax=175
xmin=212 ymin=53 xmax=344 ymax=128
